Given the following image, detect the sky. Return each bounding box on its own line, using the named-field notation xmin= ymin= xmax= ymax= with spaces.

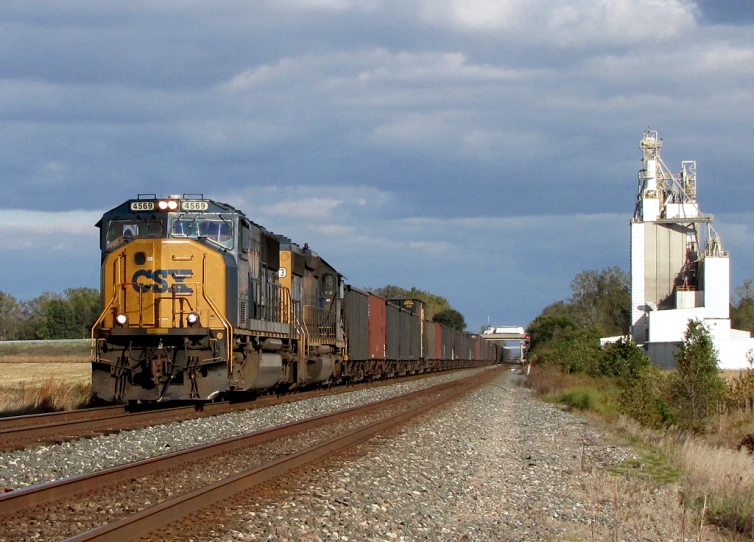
xmin=1 ymin=0 xmax=754 ymax=331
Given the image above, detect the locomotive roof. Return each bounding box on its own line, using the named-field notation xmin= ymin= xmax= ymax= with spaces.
xmin=96 ymin=194 xmax=268 ymax=233
xmin=275 ymin=234 xmax=343 ymax=278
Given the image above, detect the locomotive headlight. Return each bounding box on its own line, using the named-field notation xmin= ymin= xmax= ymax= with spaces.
xmin=187 ymin=312 xmax=200 ymax=325
xmin=158 ymin=200 xmax=179 ymax=210
xmin=116 ymin=313 xmax=128 ymax=326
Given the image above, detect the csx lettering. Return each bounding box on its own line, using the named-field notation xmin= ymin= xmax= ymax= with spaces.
xmin=131 ymin=269 xmax=193 ymax=294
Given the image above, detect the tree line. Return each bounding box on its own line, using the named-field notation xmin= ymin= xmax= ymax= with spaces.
xmin=0 ymin=288 xmax=102 ymax=341
xmin=0 ymin=283 xmax=469 ymax=341
xmin=526 ymin=266 xmax=754 ymax=432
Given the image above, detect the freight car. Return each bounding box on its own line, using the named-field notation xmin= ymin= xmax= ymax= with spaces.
xmin=91 ymin=194 xmax=499 ymax=403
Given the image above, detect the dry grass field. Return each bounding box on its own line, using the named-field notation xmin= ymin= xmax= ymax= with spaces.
xmin=0 ymin=342 xmax=92 ymax=415
xmin=0 ymin=341 xmax=90 ymax=364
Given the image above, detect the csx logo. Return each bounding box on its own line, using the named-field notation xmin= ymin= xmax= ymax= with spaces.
xmin=131 ymin=269 xmax=193 ymax=294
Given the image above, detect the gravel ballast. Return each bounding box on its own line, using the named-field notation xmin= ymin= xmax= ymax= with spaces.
xmin=0 ymin=369 xmax=485 ymax=490
xmin=170 ymin=370 xmax=735 ymax=542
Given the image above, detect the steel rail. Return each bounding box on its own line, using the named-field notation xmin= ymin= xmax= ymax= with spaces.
xmin=0 ymin=405 xmax=123 ymax=432
xmin=64 ymin=368 xmax=500 ymax=541
xmin=0 ymin=404 xmax=203 ymax=450
xmin=0 ymin=370 xmax=494 ymax=516
xmin=0 ymin=368 xmax=477 ymax=450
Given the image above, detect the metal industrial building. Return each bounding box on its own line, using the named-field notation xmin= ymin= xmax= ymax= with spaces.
xmin=629 ymin=130 xmax=754 ymax=369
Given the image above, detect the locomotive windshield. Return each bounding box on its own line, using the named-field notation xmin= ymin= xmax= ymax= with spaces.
xmin=171 ymin=216 xmax=234 ymax=249
xmin=105 ymin=219 xmax=164 ymax=249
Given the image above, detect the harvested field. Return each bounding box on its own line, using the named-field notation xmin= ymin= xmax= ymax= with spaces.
xmin=0 ymin=340 xmax=89 ymax=364
xmin=0 ymin=362 xmax=92 ymax=416
xmin=0 ymin=363 xmax=90 ymax=388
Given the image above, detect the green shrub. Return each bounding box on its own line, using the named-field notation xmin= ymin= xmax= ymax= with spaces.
xmin=619 ymin=365 xmax=675 ymax=428
xmin=560 ymin=387 xmax=594 ymax=410
xmin=558 ymin=386 xmax=616 ymax=416
xmin=670 ymin=320 xmax=726 ymax=432
xmin=600 ymin=337 xmax=649 ymax=379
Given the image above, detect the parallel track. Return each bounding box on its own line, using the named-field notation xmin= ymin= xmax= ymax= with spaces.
xmin=0 ymin=367 xmax=500 ymax=541
xmin=0 ymin=368 xmax=478 ymax=450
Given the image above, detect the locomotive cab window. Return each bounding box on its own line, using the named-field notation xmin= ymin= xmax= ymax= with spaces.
xmin=105 ymin=219 xmax=163 ymax=249
xmin=199 ymin=220 xmax=233 ymax=248
xmin=170 ymin=216 xmax=234 ymax=249
xmin=172 ymin=219 xmax=197 ymax=237
xmin=322 ymin=273 xmax=336 ymax=307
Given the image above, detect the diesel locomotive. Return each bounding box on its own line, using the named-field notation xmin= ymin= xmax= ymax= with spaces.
xmin=91 ymin=194 xmax=497 ymax=403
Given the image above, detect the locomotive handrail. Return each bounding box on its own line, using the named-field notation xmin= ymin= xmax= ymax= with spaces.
xmin=292 ymin=299 xmax=309 ymax=383
xmin=303 ymin=305 xmax=338 ymax=341
xmin=90 ymin=255 xmax=125 ymax=359
xmin=201 ymin=255 xmax=234 ymax=376
xmin=90 ymin=292 xmax=118 ymax=358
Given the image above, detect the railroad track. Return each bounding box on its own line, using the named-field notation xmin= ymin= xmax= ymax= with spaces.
xmin=0 ymin=369 xmax=475 ymax=450
xmin=0 ymin=366 xmax=501 ymax=541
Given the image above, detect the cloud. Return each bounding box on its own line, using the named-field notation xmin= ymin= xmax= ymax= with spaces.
xmin=418 ymin=0 xmax=699 ymax=45
xmin=0 ymin=210 xmax=100 ymax=253
xmin=1 ymin=1 xmax=753 ymax=329
xmin=221 ymin=49 xmax=543 ymax=94
xmin=279 ymin=0 xmax=384 ymax=12
xmin=261 ymin=198 xmax=345 ymax=219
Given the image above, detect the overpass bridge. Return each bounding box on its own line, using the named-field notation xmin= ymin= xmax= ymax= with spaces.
xmin=482 ymin=326 xmax=529 ymax=364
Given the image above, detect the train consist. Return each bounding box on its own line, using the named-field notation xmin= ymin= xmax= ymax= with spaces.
xmin=91 ymin=194 xmax=499 ymax=403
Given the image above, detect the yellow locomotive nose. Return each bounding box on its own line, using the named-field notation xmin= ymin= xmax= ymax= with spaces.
xmin=100 ymin=238 xmax=220 ymax=331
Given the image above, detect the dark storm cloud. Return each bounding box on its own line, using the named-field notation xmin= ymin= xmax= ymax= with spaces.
xmin=695 ymin=0 xmax=754 ymax=25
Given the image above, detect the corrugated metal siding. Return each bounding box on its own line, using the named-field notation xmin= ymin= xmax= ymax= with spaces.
xmin=368 ymin=294 xmax=386 ymax=359
xmin=425 ymin=320 xmax=436 ymax=359
xmin=409 ymin=311 xmax=421 ymax=360
xmin=398 ymin=308 xmax=411 ymax=359
xmin=460 ymin=334 xmax=470 ymax=359
xmin=344 ymin=286 xmax=369 ymax=361
xmin=434 ymin=322 xmax=442 ymax=360
xmin=385 ymin=302 xmax=400 ymax=360
xmin=442 ymin=326 xmax=455 ymax=360
xmin=462 ymin=333 xmax=471 ymax=359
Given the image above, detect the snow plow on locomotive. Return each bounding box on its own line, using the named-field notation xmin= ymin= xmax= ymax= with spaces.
xmin=90 ymin=195 xmax=499 ymax=403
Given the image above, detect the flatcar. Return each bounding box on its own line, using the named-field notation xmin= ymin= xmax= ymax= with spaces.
xmin=90 ymin=194 xmax=498 ymax=403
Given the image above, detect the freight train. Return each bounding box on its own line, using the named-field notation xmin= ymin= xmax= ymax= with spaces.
xmin=90 ymin=194 xmax=499 ymax=403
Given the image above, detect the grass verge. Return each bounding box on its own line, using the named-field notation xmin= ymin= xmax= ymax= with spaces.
xmin=526 ymin=365 xmax=754 ymax=539
xmin=0 ymin=378 xmax=93 ymax=416
xmin=0 ymin=361 xmax=93 ymax=416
